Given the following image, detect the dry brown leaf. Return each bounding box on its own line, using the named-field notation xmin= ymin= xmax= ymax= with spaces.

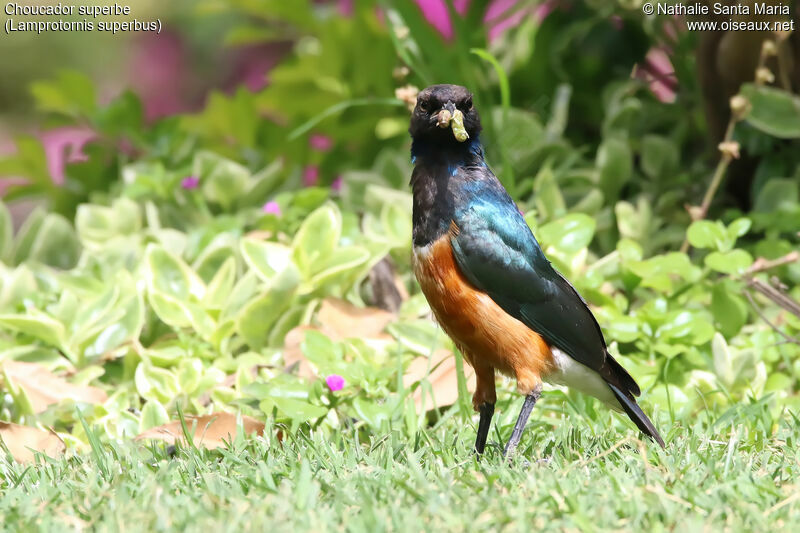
xmin=1 ymin=361 xmax=107 ymax=413
xmin=317 ymin=298 xmax=394 ymax=340
xmin=283 ymin=325 xmax=319 ymax=379
xmin=403 ymin=350 xmax=476 ymax=412
xmin=0 ymin=421 xmax=65 ymax=463
xmin=134 ymin=412 xmax=264 ymax=449
xmin=283 ymin=299 xmax=395 ymax=379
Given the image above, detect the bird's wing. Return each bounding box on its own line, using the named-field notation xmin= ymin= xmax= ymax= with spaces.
xmin=450 ymin=195 xmax=613 ymax=380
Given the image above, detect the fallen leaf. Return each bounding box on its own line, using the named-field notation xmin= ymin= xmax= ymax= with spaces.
xmin=283 ymin=299 xmax=395 ymax=379
xmin=283 ymin=326 xmax=319 ymax=379
xmin=0 ymin=421 xmax=65 ymax=463
xmin=403 ymin=350 xmax=476 ymax=412
xmin=1 ymin=361 xmax=107 ymax=413
xmin=134 ymin=412 xmax=264 ymax=449
xmin=317 ymin=298 xmax=394 ymax=339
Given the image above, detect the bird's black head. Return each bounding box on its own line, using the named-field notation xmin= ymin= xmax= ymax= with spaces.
xmin=409 ymin=84 xmax=482 ymax=147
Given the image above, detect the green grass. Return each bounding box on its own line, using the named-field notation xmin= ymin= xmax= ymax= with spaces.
xmin=1 ymin=398 xmax=798 ymax=532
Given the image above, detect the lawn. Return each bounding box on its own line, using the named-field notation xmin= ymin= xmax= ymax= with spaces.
xmin=3 ymin=399 xmax=798 ymax=532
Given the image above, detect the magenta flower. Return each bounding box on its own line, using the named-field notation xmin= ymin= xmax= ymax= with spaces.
xmin=634 ymin=48 xmax=677 ymax=103
xmin=262 ymin=200 xmax=281 ymax=215
xmin=338 ymin=0 xmax=354 ymax=16
xmin=309 ymin=134 xmax=333 ymax=152
xmin=326 ymin=374 xmax=345 ymax=392
xmin=331 ymin=176 xmax=343 ymax=192
xmin=414 ymin=0 xmax=458 ymax=39
xmin=413 ymin=0 xmax=555 ymax=43
xmin=302 ymin=165 xmax=319 ymax=187
xmin=181 ymin=175 xmax=200 ymax=189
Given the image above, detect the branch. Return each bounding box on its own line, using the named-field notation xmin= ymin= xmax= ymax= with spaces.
xmin=744 ymin=290 xmax=800 ymax=345
xmin=744 ymin=251 xmax=800 ymax=276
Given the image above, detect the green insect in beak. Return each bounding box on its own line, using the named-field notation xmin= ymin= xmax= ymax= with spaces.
xmin=450 ymin=109 xmax=469 ymax=142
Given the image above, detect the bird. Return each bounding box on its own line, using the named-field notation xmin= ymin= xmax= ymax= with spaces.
xmin=408 ymin=84 xmax=665 ymax=456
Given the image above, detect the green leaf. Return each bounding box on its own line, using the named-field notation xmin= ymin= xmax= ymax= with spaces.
xmin=379 ymin=202 xmax=412 ymax=248
xmin=705 ymin=250 xmax=753 ymax=275
xmin=30 ymin=70 xmax=97 ymax=117
xmin=236 ymin=268 xmax=300 ymax=349
xmin=292 ymin=203 xmax=341 ymax=275
xmin=687 ymin=220 xmax=728 ymax=251
xmin=0 ymin=312 xmax=67 ymax=351
xmin=712 ymin=332 xmax=734 ymax=386
xmin=145 ymin=245 xmax=205 ymax=301
xmin=240 ymin=238 xmax=295 ymax=283
xmin=0 ymin=265 xmax=39 ymax=308
xmin=308 ymin=246 xmax=371 ymax=286
xmin=139 ymin=400 xmax=170 ymax=432
xmin=135 ymin=363 xmax=180 ymax=404
xmin=12 ymin=207 xmax=46 ymax=264
xmin=148 ymin=291 xmax=194 ymax=329
xmin=27 ymin=214 xmax=81 ymax=269
xmin=203 ymin=258 xmax=237 ymax=310
xmin=753 ymin=179 xmax=799 ymax=213
xmin=353 ymin=397 xmax=391 ymax=429
xmin=640 ymin=135 xmax=678 ymax=179
xmin=711 ymin=282 xmax=748 ymax=338
xmin=387 ymin=321 xmax=440 ymax=355
xmin=0 ymin=201 xmax=12 ymax=263
xmin=194 ymin=151 xmax=251 ymax=210
xmin=75 ymin=198 xmax=141 ymax=246
xmin=537 ymin=214 xmax=596 ymax=254
xmin=594 ymin=308 xmax=640 ymax=343
xmin=81 ymin=288 xmax=145 ymax=359
xmin=267 ymin=397 xmax=328 ymax=422
xmin=657 ymin=311 xmax=715 ymax=345
xmin=596 ymin=138 xmax=632 ymax=200
xmin=727 ymin=218 xmax=751 ymax=239
xmin=470 ymin=49 xmax=510 ymax=112
xmin=193 ymin=240 xmax=237 ymax=284
xmin=300 ymin=330 xmax=341 ymax=368
xmin=533 ymin=166 xmax=566 ymax=221
xmin=740 ymin=83 xmax=800 ymax=138
xmin=628 ymin=253 xmax=701 ymax=292
xmin=148 ymin=291 xmax=215 ymax=338
xmin=615 ymin=199 xmax=652 ymax=243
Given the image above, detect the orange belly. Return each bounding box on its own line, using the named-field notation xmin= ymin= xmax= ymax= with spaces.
xmin=412 ymin=235 xmax=555 ymax=394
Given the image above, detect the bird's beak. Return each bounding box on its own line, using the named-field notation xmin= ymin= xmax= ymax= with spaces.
xmin=436 ymin=101 xmax=457 ymax=129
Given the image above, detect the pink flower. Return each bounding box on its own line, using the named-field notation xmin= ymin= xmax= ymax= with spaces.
xmin=634 ymin=48 xmax=677 ymax=103
xmin=414 ymin=0 xmax=555 ymax=42
xmin=39 ymin=127 xmax=96 ymax=185
xmin=326 ymin=374 xmax=345 ymax=392
xmin=309 ymin=134 xmax=333 ymax=152
xmin=338 ymin=0 xmax=353 ymax=16
xmin=331 ymin=176 xmax=343 ymax=192
xmin=262 ymin=200 xmax=281 ymax=215
xmin=181 ymin=175 xmax=200 ymax=189
xmin=302 ymin=165 xmax=319 ymax=187
xmin=414 ymin=0 xmax=467 ymax=40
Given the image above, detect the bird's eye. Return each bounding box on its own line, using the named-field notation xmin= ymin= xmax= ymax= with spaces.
xmin=462 ymin=97 xmax=473 ymax=110
xmin=418 ymin=100 xmax=429 ymax=112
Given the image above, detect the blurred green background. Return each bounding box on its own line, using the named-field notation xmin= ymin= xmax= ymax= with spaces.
xmin=0 ymin=0 xmax=799 ymax=454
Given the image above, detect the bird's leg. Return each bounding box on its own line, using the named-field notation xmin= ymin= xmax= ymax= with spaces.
xmin=470 ymin=359 xmax=497 ymax=455
xmin=503 ymin=383 xmax=543 ymax=458
xmin=474 ymin=402 xmax=495 ymax=455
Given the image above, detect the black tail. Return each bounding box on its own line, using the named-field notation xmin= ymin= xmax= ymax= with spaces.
xmin=608 ymin=383 xmax=665 ymax=448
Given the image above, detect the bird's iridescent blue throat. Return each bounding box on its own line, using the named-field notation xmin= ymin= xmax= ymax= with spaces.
xmin=410 ymin=136 xmax=486 ymax=172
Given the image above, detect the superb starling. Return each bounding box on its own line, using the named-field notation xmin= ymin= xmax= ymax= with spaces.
xmin=409 ymin=84 xmax=665 ymax=455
